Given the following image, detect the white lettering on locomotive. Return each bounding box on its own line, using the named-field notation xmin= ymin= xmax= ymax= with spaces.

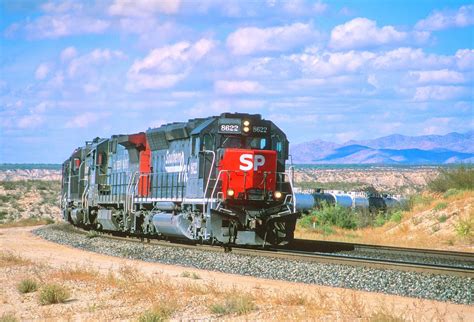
xmin=164 ymin=151 xmax=185 ymax=172
xmin=239 ymin=154 xmax=266 ymax=171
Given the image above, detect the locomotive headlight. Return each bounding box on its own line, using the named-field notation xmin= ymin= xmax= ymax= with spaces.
xmin=227 ymin=188 xmax=235 ymax=197
xmin=243 ymin=120 xmax=250 ymax=126
xmin=274 ymin=191 xmax=283 ymax=199
xmin=243 ymin=126 xmax=250 ymax=133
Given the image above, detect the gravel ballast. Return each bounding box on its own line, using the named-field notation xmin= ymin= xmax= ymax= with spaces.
xmin=34 ymin=224 xmax=473 ymax=305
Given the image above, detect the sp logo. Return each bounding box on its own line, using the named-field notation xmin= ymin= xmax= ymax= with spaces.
xmin=239 ymin=154 xmax=266 ymax=171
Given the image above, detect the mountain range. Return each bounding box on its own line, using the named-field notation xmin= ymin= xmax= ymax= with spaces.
xmin=291 ymin=131 xmax=474 ymax=164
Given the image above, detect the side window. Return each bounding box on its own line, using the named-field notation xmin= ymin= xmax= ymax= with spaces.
xmin=203 ymin=134 xmax=214 ymax=151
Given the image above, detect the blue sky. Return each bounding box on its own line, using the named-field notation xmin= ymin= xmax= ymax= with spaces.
xmin=0 ymin=0 xmax=473 ymax=163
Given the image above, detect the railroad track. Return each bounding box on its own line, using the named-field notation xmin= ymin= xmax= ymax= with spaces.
xmin=63 ymin=225 xmax=474 ymax=278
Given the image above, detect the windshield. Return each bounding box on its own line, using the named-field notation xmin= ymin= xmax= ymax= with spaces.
xmin=220 ymin=136 xmax=268 ymax=150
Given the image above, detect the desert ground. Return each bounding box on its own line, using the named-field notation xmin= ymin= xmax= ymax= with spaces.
xmin=0 ymin=166 xmax=472 ymax=320
xmin=1 ymin=226 xmax=473 ymax=321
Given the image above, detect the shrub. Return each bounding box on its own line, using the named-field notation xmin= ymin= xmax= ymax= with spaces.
xmin=191 ymin=272 xmax=200 ymax=279
xmin=17 ymin=279 xmax=38 ymax=294
xmin=443 ymin=188 xmax=461 ymax=199
xmin=180 ymin=271 xmax=190 ymax=278
xmin=389 ymin=211 xmax=403 ymax=223
xmin=374 ymin=213 xmax=387 ymax=227
xmin=209 ymin=295 xmax=256 ymax=316
xmin=139 ymin=300 xmax=176 ymax=322
xmin=455 ymin=218 xmax=473 ymax=239
xmin=438 ymin=215 xmax=448 ymax=223
xmin=428 ymin=166 xmax=474 ymax=192
xmin=86 ymin=230 xmax=100 ymax=239
xmin=433 ymin=202 xmax=448 ymax=211
xmin=38 ymin=284 xmax=70 ymax=305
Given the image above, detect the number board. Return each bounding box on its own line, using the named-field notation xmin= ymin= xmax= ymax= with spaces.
xmin=251 ymin=125 xmax=269 ymax=135
xmin=218 ymin=118 xmax=241 ymax=134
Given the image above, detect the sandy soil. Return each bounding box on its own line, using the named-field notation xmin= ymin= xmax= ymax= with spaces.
xmin=1 ymin=226 xmax=472 ymax=321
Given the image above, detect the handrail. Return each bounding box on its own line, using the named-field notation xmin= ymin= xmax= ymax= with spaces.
xmin=201 ymin=150 xmax=216 ymax=215
xmin=288 ymin=166 xmax=296 ymax=213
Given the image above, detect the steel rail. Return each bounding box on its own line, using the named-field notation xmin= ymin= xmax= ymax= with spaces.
xmin=54 ymin=224 xmax=474 ymax=278
xmin=285 ymin=239 xmax=474 ymax=262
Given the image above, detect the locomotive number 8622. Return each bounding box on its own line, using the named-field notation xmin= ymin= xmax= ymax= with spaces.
xmin=61 ymin=113 xmax=299 ymax=246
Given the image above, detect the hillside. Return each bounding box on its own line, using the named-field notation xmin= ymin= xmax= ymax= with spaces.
xmin=291 ymin=131 xmax=474 ymax=164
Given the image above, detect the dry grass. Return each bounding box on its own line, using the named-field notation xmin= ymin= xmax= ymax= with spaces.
xmin=0 ymin=217 xmax=54 ymax=228
xmin=38 ymin=284 xmax=70 ymax=305
xmin=0 ymin=251 xmax=32 ymax=267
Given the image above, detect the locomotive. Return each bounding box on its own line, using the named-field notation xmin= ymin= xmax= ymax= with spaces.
xmin=61 ymin=113 xmax=299 ymax=246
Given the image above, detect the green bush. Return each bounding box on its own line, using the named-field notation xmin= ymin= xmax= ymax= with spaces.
xmin=455 ymin=219 xmax=473 ymax=239
xmin=17 ymin=279 xmax=38 ymax=294
xmin=428 ymin=166 xmax=474 ymax=193
xmin=86 ymin=230 xmax=100 ymax=239
xmin=438 ymin=215 xmax=448 ymax=223
xmin=300 ymin=204 xmax=357 ymax=230
xmin=374 ymin=212 xmax=388 ymax=227
xmin=443 ymin=188 xmax=461 ymax=199
xmin=389 ymin=211 xmax=403 ymax=223
xmin=433 ymin=202 xmax=448 ymax=211
xmin=38 ymin=284 xmax=70 ymax=305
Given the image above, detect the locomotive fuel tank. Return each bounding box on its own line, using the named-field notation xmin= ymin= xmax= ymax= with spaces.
xmin=152 ymin=212 xmax=194 ymax=239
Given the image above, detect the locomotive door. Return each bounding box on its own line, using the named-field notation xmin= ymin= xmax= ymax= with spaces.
xmin=200 ymin=133 xmax=216 ymax=199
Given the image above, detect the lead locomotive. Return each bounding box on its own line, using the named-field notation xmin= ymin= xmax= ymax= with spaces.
xmin=61 ymin=113 xmax=298 ymax=246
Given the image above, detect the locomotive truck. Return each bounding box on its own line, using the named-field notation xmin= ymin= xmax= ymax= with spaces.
xmin=61 ymin=113 xmax=300 ymax=246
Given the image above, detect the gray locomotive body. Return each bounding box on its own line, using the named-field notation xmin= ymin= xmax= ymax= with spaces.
xmin=61 ymin=113 xmax=299 ymax=246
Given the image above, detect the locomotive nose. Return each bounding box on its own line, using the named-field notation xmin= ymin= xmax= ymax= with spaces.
xmin=218 ymin=148 xmax=277 ymax=200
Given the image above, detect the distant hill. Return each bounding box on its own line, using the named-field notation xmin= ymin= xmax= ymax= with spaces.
xmin=291 ymin=131 xmax=474 ymax=164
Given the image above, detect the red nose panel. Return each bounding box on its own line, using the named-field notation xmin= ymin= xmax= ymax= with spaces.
xmin=219 ymin=149 xmax=277 ymax=199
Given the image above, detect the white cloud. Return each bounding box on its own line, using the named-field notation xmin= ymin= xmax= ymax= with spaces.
xmin=127 ymin=38 xmax=214 ymax=91
xmin=410 ymin=69 xmax=465 ymax=84
xmin=214 ymin=80 xmax=263 ymax=95
xmin=65 ymin=112 xmax=108 ymax=128
xmin=18 ymin=114 xmax=44 ymax=129
xmin=282 ymin=0 xmax=328 ymax=15
xmin=41 ymin=1 xmax=82 ymax=13
xmin=329 ymin=18 xmax=407 ymax=49
xmin=23 ymin=14 xmax=109 ymax=39
xmin=35 ymin=63 xmax=50 ymax=80
xmin=288 ymin=49 xmax=376 ymax=77
xmin=68 ymin=49 xmax=125 ymax=78
xmin=108 ymin=0 xmax=181 ymax=16
xmin=372 ymin=47 xmax=452 ymax=70
xmin=415 ymin=5 xmax=474 ymax=31
xmin=414 ymin=86 xmax=467 ymax=101
xmin=60 ymin=46 xmax=77 ymax=62
xmin=227 ymin=23 xmax=319 ymax=55
xmin=455 ymin=49 xmax=474 ymax=71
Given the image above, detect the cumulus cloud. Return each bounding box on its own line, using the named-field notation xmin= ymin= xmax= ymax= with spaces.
xmin=68 ymin=49 xmax=125 ymax=78
xmin=372 ymin=47 xmax=452 ymax=70
xmin=455 ymin=49 xmax=474 ymax=70
xmin=410 ymin=69 xmax=465 ymax=84
xmin=414 ymin=86 xmax=467 ymax=101
xmin=108 ymin=0 xmax=181 ymax=16
xmin=60 ymin=46 xmax=77 ymax=62
xmin=214 ymin=80 xmax=263 ymax=95
xmin=282 ymin=0 xmax=328 ymax=15
xmin=415 ymin=5 xmax=474 ymax=31
xmin=65 ymin=112 xmax=108 ymax=128
xmin=35 ymin=63 xmax=50 ymax=80
xmin=227 ymin=23 xmax=319 ymax=55
xmin=23 ymin=14 xmax=109 ymax=39
xmin=127 ymin=38 xmax=214 ymax=91
xmin=288 ymin=49 xmax=376 ymax=77
xmin=329 ymin=18 xmax=407 ymax=49
xmin=18 ymin=114 xmax=44 ymax=129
